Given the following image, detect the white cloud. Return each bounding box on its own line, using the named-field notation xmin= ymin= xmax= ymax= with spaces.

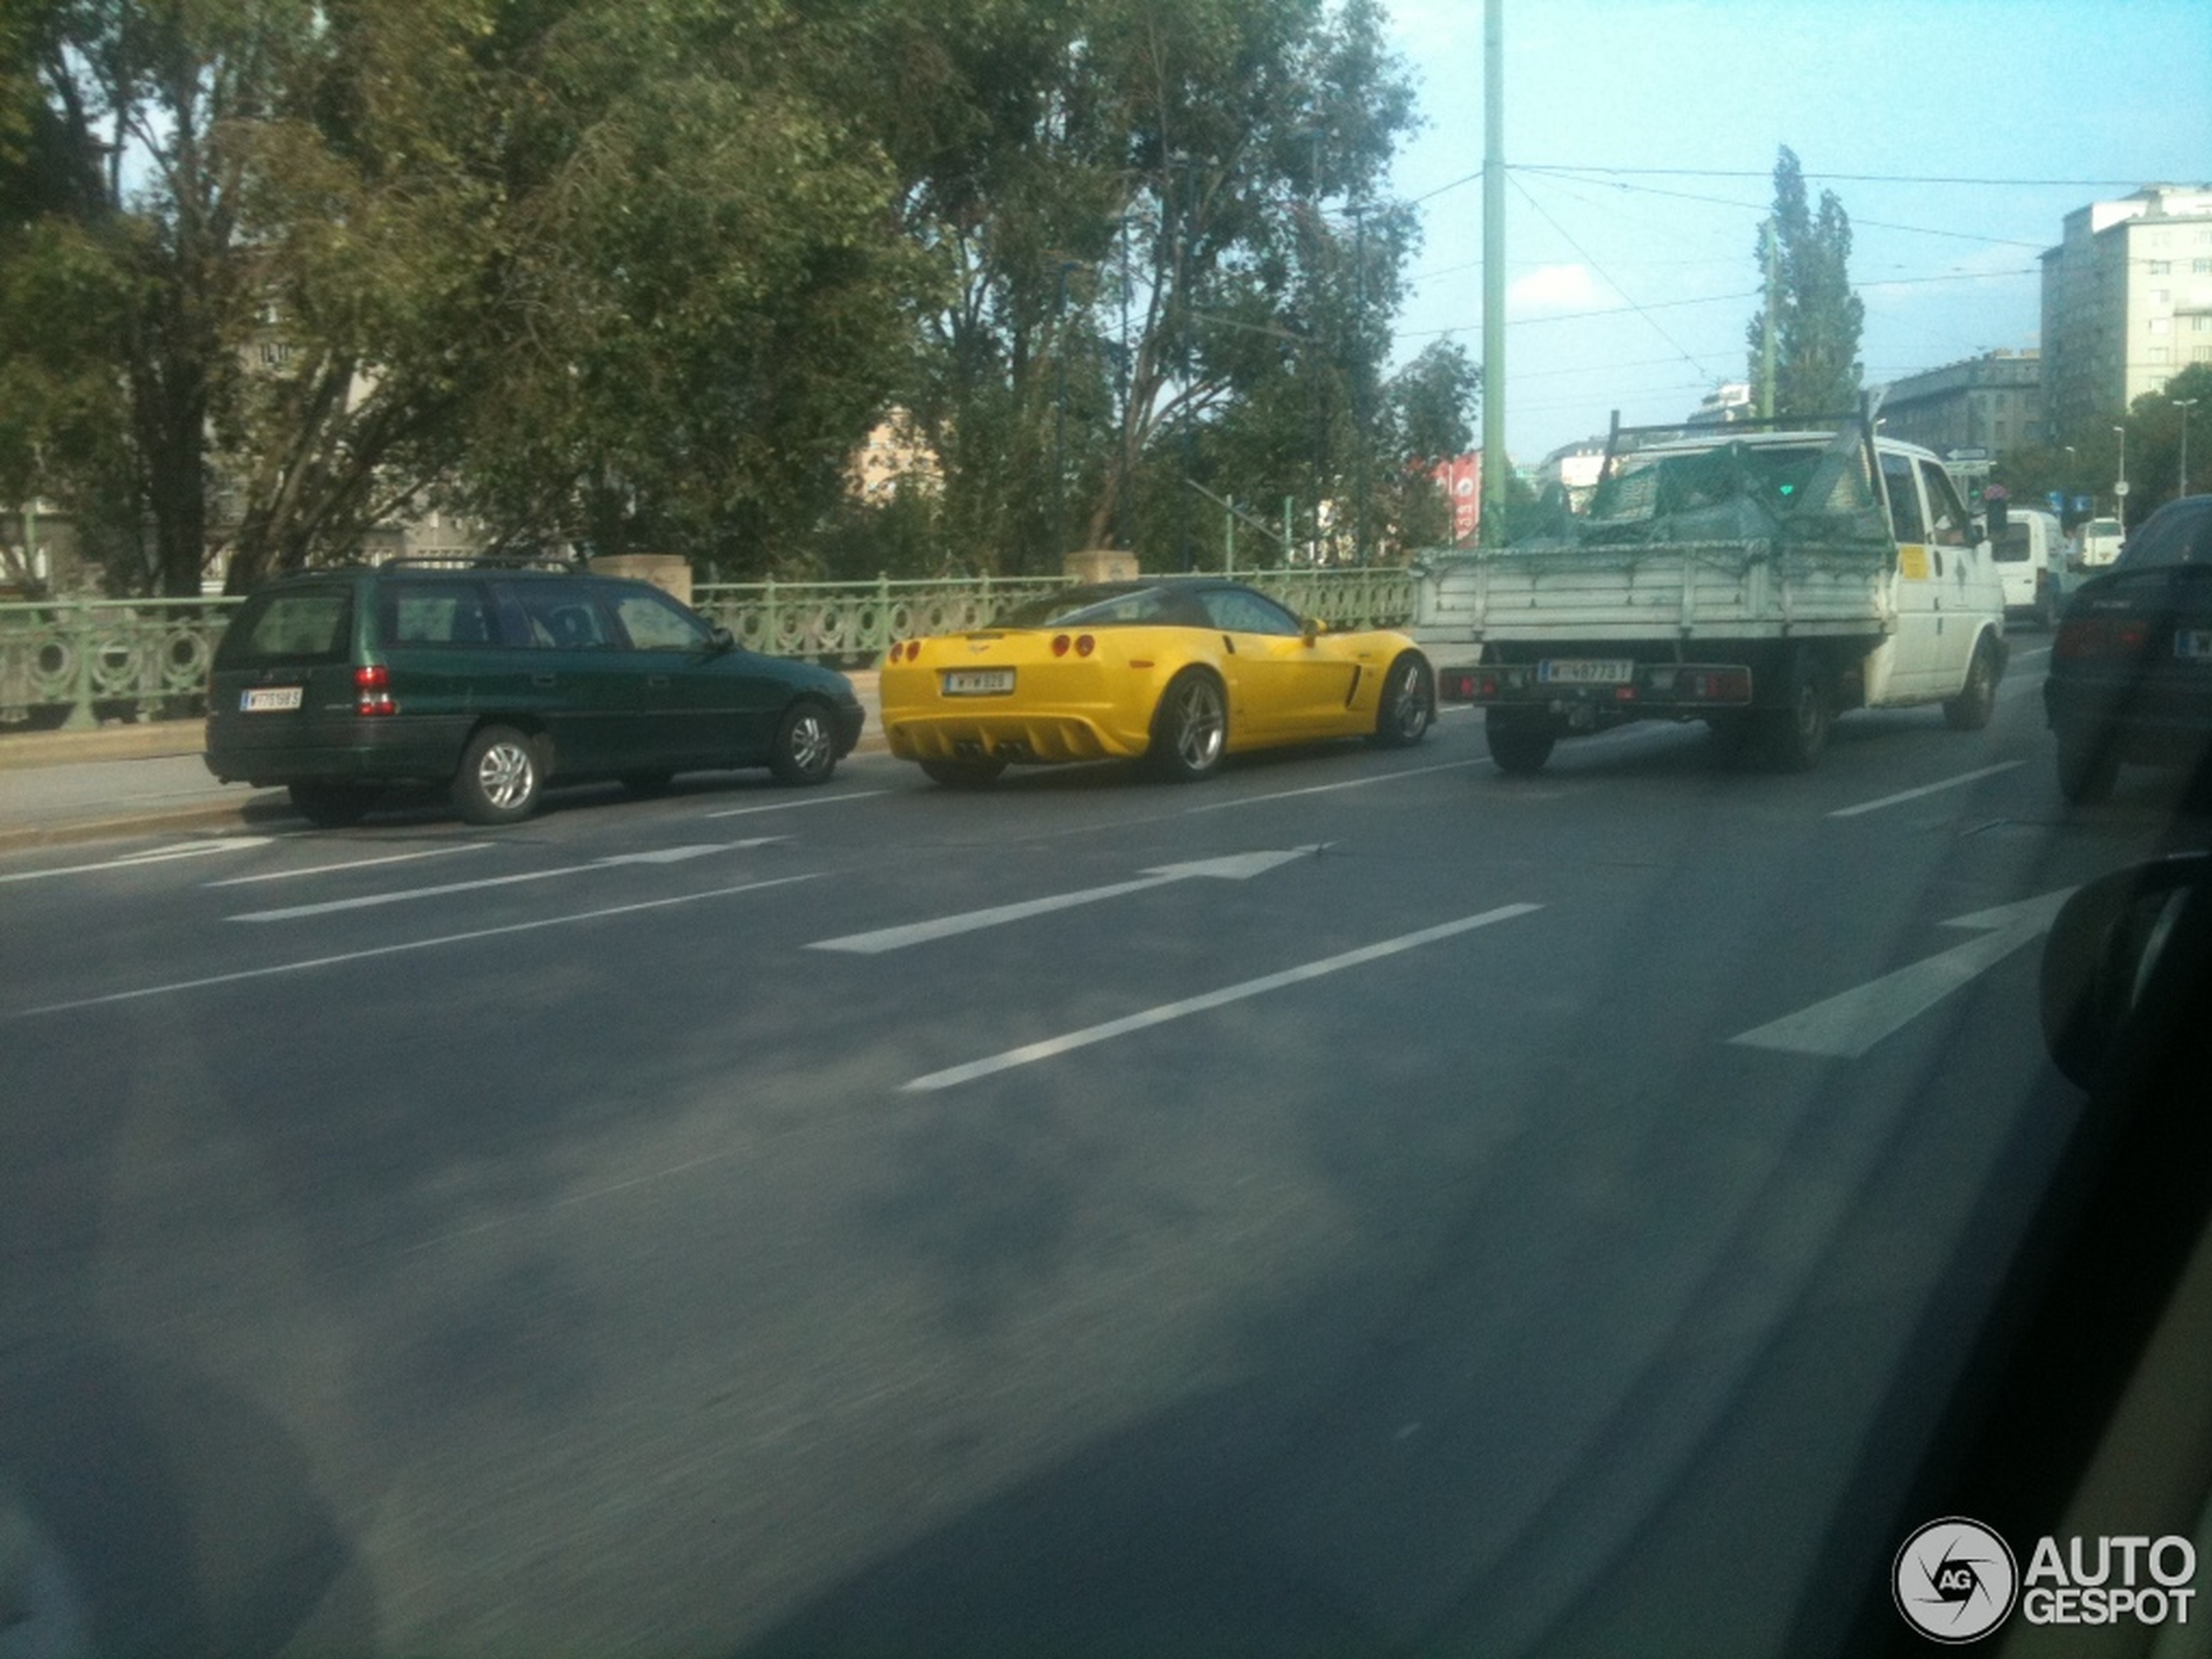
xmin=1507 ymin=264 xmax=1602 ymax=312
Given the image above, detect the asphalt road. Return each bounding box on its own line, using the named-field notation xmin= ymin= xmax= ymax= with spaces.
xmin=3 ymin=644 xmax=2205 ymax=1658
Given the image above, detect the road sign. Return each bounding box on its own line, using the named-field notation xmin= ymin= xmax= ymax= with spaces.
xmin=2115 ymin=480 xmax=2132 ymax=497
xmin=1946 ymin=447 xmax=1990 ymax=462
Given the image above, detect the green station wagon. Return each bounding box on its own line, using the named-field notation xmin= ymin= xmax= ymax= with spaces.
xmin=205 ymin=564 xmax=867 ymax=826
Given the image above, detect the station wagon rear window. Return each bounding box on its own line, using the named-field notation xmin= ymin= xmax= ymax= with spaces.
xmin=378 ymin=582 xmax=497 ymax=647
xmin=221 ymin=589 xmax=352 ymax=664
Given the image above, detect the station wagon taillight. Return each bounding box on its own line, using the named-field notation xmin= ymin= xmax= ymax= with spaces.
xmin=354 ymin=664 xmax=396 ymax=716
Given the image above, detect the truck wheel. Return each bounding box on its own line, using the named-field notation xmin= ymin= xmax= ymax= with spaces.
xmin=2055 ymin=726 xmax=2119 ymax=805
xmin=1485 ymin=709 xmax=1554 ymax=776
xmin=1758 ymin=655 xmax=1831 ymax=772
xmin=1942 ymin=637 xmax=2000 ymax=732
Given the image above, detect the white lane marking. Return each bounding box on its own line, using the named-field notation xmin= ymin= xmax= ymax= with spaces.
xmin=809 ymin=847 xmax=1324 ymax=954
xmin=0 ymin=838 xmax=271 ymax=883
xmin=1826 ymin=762 xmax=2025 ymax=819
xmin=15 ymin=875 xmax=823 ymax=1016
xmin=903 ymin=904 xmax=1542 ymax=1091
xmin=206 ymin=843 xmax=496 ymax=886
xmin=1184 ymin=759 xmax=1485 ymax=813
xmin=704 ymin=790 xmax=887 ymax=819
xmin=226 ymin=840 xmax=786 ymax=921
xmin=1729 ymin=887 xmax=2074 ymax=1059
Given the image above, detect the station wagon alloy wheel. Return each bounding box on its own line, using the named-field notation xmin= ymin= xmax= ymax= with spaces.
xmin=770 ymin=701 xmax=840 ymax=786
xmin=454 ymin=726 xmax=543 ymax=825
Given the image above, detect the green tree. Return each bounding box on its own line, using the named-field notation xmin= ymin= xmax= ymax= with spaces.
xmin=1744 ymin=146 xmax=1864 ymax=420
xmin=5 ymin=0 xmax=922 ymax=592
xmin=1375 ymin=336 xmax=1479 ymax=554
xmin=876 ymin=0 xmax=1421 ymax=575
xmin=2121 ymin=363 xmax=2212 ymax=515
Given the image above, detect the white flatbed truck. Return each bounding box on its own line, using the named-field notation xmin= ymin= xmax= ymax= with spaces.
xmin=1411 ymin=415 xmax=2009 ymax=772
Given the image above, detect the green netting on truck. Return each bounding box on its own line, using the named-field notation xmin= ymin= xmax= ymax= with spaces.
xmin=1516 ymin=426 xmax=1892 ymax=553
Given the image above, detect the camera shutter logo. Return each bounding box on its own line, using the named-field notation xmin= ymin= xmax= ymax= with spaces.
xmin=1894 ymin=1518 xmax=2020 ymax=1642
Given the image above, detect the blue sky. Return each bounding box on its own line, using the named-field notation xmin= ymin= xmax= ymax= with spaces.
xmin=1381 ymin=0 xmax=2212 ymax=460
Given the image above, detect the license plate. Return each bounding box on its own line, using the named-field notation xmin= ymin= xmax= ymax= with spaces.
xmin=239 ymin=686 xmax=304 ymax=711
xmin=1537 ymin=659 xmax=1634 ymax=686
xmin=2176 ymin=631 xmax=2212 ymax=661
xmin=941 ymin=669 xmax=1015 ymax=697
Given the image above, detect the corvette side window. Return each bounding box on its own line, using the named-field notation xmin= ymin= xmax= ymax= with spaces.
xmin=1198 ymin=589 xmax=1301 ymax=636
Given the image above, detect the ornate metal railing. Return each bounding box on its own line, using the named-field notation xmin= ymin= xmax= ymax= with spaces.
xmin=0 ymin=567 xmax=1416 ymax=729
xmin=0 ymin=598 xmax=241 ymax=729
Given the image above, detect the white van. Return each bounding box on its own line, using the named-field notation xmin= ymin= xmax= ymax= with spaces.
xmin=1993 ymin=506 xmax=2064 ymax=626
xmin=2076 ymin=515 xmax=2125 ymax=569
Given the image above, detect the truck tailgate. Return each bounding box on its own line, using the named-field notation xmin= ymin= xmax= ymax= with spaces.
xmin=1414 ymin=540 xmax=1896 ymax=645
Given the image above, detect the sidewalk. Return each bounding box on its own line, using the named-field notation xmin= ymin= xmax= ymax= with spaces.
xmin=0 ymin=672 xmax=884 ymax=852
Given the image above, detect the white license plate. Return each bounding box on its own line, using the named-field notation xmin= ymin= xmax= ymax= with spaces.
xmin=239 ymin=686 xmax=304 ymax=711
xmin=1537 ymin=658 xmax=1635 ymax=686
xmin=941 ymin=669 xmax=1015 ymax=697
xmin=2175 ymin=631 xmax=2212 ymax=661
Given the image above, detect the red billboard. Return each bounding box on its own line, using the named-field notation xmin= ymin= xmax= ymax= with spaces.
xmin=1432 ymin=452 xmax=1481 ymax=544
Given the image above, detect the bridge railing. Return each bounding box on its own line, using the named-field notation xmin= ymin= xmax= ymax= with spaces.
xmin=0 ymin=568 xmax=1415 ymax=729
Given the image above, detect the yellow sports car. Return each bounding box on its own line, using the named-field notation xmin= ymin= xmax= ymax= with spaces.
xmin=879 ymin=578 xmax=1435 ymax=785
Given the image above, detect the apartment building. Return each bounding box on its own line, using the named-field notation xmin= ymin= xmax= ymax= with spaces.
xmin=2040 ymin=184 xmax=2212 ymax=442
xmin=1874 ymin=349 xmax=2042 ymax=462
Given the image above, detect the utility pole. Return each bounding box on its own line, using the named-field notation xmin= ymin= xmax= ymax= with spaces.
xmin=1759 ymin=217 xmax=1779 ymax=419
xmin=1479 ymin=0 xmax=1507 ymax=546
xmin=2177 ymin=398 xmax=2198 ymax=497
xmin=1353 ymin=203 xmax=1370 ymax=565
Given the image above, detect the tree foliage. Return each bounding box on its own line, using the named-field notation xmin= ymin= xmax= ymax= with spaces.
xmin=1744 ymin=145 xmax=1864 ymax=421
xmin=2 ymin=0 xmax=1433 ymax=591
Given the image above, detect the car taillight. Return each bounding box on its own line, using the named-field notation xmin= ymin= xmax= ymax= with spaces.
xmin=1051 ymin=634 xmax=1070 ymax=657
xmin=2055 ymin=617 xmax=2151 ymax=662
xmin=354 ymin=664 xmax=396 ymax=716
xmin=1075 ymin=634 xmax=1096 ymax=658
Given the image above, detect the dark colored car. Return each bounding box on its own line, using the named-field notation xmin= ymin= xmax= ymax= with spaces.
xmin=2042 ymin=495 xmax=2212 ymax=803
xmin=204 ymin=563 xmax=865 ymax=826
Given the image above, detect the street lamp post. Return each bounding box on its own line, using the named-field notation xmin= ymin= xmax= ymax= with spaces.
xmin=2177 ymin=399 xmax=2199 ymax=497
xmin=2114 ymin=422 xmax=2129 ymax=525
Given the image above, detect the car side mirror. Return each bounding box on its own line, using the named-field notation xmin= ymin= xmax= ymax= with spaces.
xmin=1302 ymin=617 xmax=1323 ymax=646
xmin=2040 ymin=854 xmax=2212 ymax=1088
xmin=710 ymin=626 xmax=737 ymax=654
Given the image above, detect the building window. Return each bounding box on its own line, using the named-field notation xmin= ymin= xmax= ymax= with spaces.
xmin=2149 ymin=347 xmax=2172 ymax=365
xmin=2195 ymin=259 xmax=2212 ymax=273
xmin=2150 ymin=260 xmax=2172 ymax=275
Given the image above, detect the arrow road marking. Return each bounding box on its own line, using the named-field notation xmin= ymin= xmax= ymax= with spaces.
xmin=226 ymin=840 xmax=786 ymax=921
xmin=904 ymin=904 xmax=1543 ymax=1091
xmin=807 ymin=846 xmax=1327 ymax=954
xmin=1 ymin=837 xmax=271 ymax=883
xmin=206 ymin=842 xmax=496 ymax=886
xmin=17 ymin=875 xmax=823 ymax=1016
xmin=1729 ymin=887 xmax=2077 ymax=1059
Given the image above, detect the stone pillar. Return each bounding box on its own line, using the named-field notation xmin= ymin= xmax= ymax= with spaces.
xmin=1062 ymin=549 xmax=1139 ymax=583
xmin=589 ymin=554 xmax=693 ymax=607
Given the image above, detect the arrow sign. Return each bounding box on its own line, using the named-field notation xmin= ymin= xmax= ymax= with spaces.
xmin=808 ymin=846 xmax=1325 ymax=955
xmin=1729 ymin=887 xmax=2076 ymax=1059
xmin=229 ymin=840 xmax=786 ymax=922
